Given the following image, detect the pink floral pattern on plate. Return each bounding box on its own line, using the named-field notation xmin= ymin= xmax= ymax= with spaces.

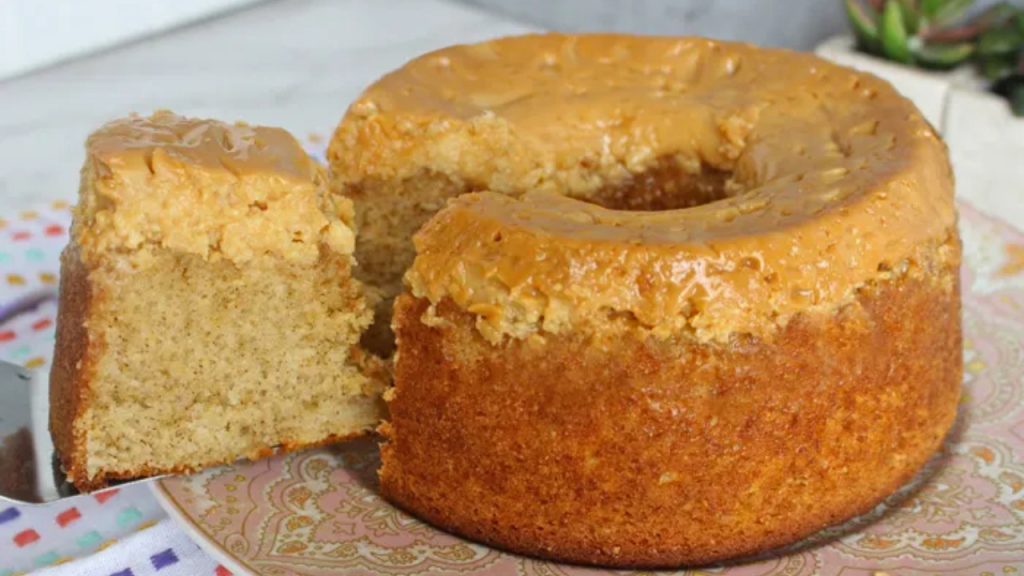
xmin=153 ymin=200 xmax=1024 ymax=575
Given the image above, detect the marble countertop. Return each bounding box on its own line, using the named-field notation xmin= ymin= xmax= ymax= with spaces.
xmin=0 ymin=0 xmax=533 ymax=208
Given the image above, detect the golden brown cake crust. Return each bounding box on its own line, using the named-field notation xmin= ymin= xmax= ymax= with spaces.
xmin=384 ymin=269 xmax=962 ymax=568
xmin=50 ymin=246 xmax=97 ymax=489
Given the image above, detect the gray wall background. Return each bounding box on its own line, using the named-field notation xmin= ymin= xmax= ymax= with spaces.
xmin=458 ymin=0 xmax=848 ymax=49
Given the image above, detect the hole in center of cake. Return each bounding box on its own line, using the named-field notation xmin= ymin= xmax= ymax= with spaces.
xmin=582 ymin=157 xmax=736 ymax=211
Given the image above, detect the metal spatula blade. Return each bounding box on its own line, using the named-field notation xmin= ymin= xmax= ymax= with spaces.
xmin=0 ymin=359 xmax=155 ymax=504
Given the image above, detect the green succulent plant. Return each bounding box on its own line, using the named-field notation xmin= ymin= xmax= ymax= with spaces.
xmin=844 ymin=0 xmax=1024 ymax=115
xmin=980 ymin=7 xmax=1024 ymax=114
xmin=845 ymin=0 xmax=979 ymax=68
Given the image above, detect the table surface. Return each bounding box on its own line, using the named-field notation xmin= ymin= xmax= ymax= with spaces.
xmin=0 ymin=0 xmax=533 ymax=208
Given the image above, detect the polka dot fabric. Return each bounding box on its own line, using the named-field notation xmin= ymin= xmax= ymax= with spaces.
xmin=0 ymin=202 xmax=225 ymax=575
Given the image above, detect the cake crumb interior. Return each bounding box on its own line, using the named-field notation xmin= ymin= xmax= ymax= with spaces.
xmin=351 ymin=158 xmax=737 ymax=355
xmin=79 ymin=240 xmax=381 ymax=480
xmin=583 ymin=157 xmax=735 ymax=212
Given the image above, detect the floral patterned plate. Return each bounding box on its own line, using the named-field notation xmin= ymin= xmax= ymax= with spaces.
xmin=152 ymin=200 xmax=1024 ymax=576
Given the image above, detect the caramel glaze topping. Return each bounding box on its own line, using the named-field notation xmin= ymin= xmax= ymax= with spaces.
xmin=346 ymin=34 xmax=960 ymax=344
xmin=78 ymin=111 xmax=355 ymax=266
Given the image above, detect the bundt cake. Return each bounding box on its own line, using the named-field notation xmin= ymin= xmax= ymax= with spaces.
xmin=51 ymin=111 xmax=385 ymax=490
xmin=329 ymin=34 xmax=962 ymax=567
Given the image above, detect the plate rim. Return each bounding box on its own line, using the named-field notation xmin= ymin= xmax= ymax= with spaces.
xmin=151 ymin=479 xmax=260 ymax=576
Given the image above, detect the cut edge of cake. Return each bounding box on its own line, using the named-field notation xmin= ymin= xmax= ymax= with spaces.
xmin=51 ymin=111 xmax=387 ymax=490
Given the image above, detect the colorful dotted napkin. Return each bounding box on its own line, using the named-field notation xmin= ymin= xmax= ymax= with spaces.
xmin=0 ymin=203 xmax=224 ymax=576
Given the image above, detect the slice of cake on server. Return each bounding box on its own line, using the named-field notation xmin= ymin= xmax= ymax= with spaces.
xmin=50 ymin=110 xmax=385 ymax=490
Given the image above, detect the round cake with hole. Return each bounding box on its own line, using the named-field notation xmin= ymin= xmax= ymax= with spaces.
xmin=329 ymin=33 xmax=962 ymax=567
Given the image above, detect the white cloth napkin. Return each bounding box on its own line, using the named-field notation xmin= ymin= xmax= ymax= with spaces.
xmin=30 ymin=518 xmax=220 ymax=576
xmin=0 ymin=480 xmax=223 ymax=576
xmin=0 ymin=382 xmax=229 ymax=576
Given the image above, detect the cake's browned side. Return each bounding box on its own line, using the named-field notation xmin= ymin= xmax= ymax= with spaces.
xmin=384 ymin=271 xmax=962 ymax=568
xmin=49 ymin=246 xmax=101 ymax=490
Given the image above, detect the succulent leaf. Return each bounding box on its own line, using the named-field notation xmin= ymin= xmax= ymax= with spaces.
xmin=923 ymin=23 xmax=984 ymax=43
xmin=1011 ymin=82 xmax=1024 ymax=116
xmin=881 ymin=0 xmax=915 ymax=63
xmin=845 ymin=0 xmax=882 ymax=52
xmin=972 ymin=2 xmax=1019 ymax=28
xmin=982 ymin=54 xmax=1016 ymax=80
xmin=993 ymin=75 xmax=1024 ymax=116
xmin=914 ymin=41 xmax=975 ymax=68
xmin=898 ymin=0 xmax=922 ymax=34
xmin=929 ymin=0 xmax=976 ymax=28
xmin=978 ymin=26 xmax=1023 ymax=56
xmin=920 ymin=0 xmax=944 ymax=19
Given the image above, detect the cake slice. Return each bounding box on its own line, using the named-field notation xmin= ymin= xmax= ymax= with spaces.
xmin=50 ymin=111 xmax=385 ymax=490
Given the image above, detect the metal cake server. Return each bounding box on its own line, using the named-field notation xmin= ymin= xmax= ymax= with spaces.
xmin=0 ymin=359 xmax=160 ymax=505
xmin=0 ymin=358 xmax=68 ymax=504
xmin=0 ymin=290 xmax=160 ymax=505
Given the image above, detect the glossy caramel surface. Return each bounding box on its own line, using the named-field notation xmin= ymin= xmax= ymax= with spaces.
xmin=79 ymin=111 xmax=354 ymax=265
xmin=337 ymin=35 xmax=958 ymax=342
xmin=88 ymin=110 xmax=319 ymax=182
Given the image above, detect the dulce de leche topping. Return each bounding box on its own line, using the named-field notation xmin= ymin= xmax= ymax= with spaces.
xmin=78 ymin=111 xmax=354 ymax=266
xmin=385 ymin=35 xmax=959 ymax=344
